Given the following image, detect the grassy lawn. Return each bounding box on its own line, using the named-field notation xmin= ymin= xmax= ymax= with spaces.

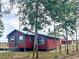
xmin=0 ymin=51 xmax=66 ymax=59
xmin=0 ymin=43 xmax=79 ymax=59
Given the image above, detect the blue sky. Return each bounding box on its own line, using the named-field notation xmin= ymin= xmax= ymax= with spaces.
xmin=0 ymin=14 xmax=19 ymax=42
xmin=0 ymin=0 xmax=20 ymax=42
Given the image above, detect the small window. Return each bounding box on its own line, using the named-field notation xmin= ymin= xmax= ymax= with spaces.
xmin=29 ymin=36 xmax=34 ymax=41
xmin=30 ymin=36 xmax=34 ymax=41
xmin=19 ymin=36 xmax=24 ymax=43
xmin=10 ymin=37 xmax=15 ymax=42
xmin=38 ymin=38 xmax=44 ymax=45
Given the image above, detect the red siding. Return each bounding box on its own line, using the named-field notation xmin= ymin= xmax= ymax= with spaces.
xmin=9 ymin=31 xmax=23 ymax=48
xmin=18 ymin=43 xmax=24 ymax=48
xmin=8 ymin=30 xmax=61 ymax=50
xmin=18 ymin=36 xmax=33 ymax=49
xmin=47 ymin=39 xmax=60 ymax=50
xmin=26 ymin=36 xmax=33 ymax=48
xmin=8 ymin=43 xmax=15 ymax=48
xmin=61 ymin=39 xmax=72 ymax=44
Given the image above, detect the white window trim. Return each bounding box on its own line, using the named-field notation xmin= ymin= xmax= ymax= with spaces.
xmin=10 ymin=36 xmax=15 ymax=43
xmin=38 ymin=38 xmax=44 ymax=45
xmin=19 ymin=36 xmax=24 ymax=43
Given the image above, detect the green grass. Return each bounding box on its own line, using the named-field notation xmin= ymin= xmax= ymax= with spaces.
xmin=0 ymin=51 xmax=63 ymax=59
xmin=0 ymin=52 xmax=32 ymax=59
xmin=0 ymin=50 xmax=67 ymax=59
xmin=0 ymin=43 xmax=79 ymax=59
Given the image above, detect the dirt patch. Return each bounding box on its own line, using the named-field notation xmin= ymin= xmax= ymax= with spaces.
xmin=12 ymin=55 xmax=32 ymax=59
xmin=56 ymin=52 xmax=79 ymax=59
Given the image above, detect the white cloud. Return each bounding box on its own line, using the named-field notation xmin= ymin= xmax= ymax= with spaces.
xmin=0 ymin=14 xmax=19 ymax=42
xmin=5 ymin=18 xmax=19 ymax=29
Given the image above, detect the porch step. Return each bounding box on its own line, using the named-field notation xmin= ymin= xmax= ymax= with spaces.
xmin=9 ymin=47 xmax=18 ymax=51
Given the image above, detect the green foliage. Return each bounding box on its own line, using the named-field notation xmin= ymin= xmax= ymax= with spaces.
xmin=0 ymin=19 xmax=4 ymax=37
xmin=0 ymin=31 xmax=3 ymax=37
xmin=43 ymin=0 xmax=79 ymax=36
xmin=0 ymin=1 xmax=4 ymax=37
xmin=48 ymin=28 xmax=60 ymax=36
xmin=9 ymin=0 xmax=51 ymax=30
xmin=9 ymin=0 xmax=79 ymax=35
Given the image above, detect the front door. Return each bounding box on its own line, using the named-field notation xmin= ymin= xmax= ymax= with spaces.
xmin=15 ymin=36 xmax=18 ymax=47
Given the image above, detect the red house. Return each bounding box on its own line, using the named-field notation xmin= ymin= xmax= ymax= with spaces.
xmin=61 ymin=39 xmax=72 ymax=44
xmin=7 ymin=29 xmax=60 ymax=51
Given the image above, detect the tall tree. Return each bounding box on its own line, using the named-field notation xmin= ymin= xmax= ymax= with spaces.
xmin=42 ymin=0 xmax=79 ymax=54
xmin=9 ymin=0 xmax=51 ymax=58
xmin=9 ymin=0 xmax=79 ymax=57
xmin=0 ymin=0 xmax=4 ymax=37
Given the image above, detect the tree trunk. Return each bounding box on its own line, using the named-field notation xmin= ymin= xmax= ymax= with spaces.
xmin=33 ymin=34 xmax=38 ymax=59
xmin=35 ymin=0 xmax=39 ymax=58
xmin=72 ymin=38 xmax=75 ymax=52
xmin=76 ymin=29 xmax=78 ymax=51
xmin=24 ymin=35 xmax=26 ymax=52
xmin=66 ymin=29 xmax=69 ymax=54
xmin=54 ymin=21 xmax=57 ymax=58
xmin=0 ymin=0 xmax=1 ymax=14
xmin=59 ymin=41 xmax=61 ymax=53
xmin=33 ymin=38 xmax=36 ymax=59
xmin=32 ymin=0 xmax=39 ymax=59
xmin=0 ymin=0 xmax=4 ymax=37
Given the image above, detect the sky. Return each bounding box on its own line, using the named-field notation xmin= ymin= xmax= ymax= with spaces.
xmin=0 ymin=0 xmax=19 ymax=42
xmin=0 ymin=14 xmax=19 ymax=42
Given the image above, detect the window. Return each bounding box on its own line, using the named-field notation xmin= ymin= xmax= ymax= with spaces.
xmin=10 ymin=37 xmax=15 ymax=42
xmin=38 ymin=38 xmax=44 ymax=45
xmin=30 ymin=36 xmax=34 ymax=41
xmin=19 ymin=36 xmax=24 ymax=43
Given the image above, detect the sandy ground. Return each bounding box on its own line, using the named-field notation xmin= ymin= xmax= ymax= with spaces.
xmin=57 ymin=52 xmax=79 ymax=59
xmin=0 ymin=51 xmax=10 ymax=53
xmin=12 ymin=53 xmax=79 ymax=59
xmin=65 ymin=54 xmax=79 ymax=59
